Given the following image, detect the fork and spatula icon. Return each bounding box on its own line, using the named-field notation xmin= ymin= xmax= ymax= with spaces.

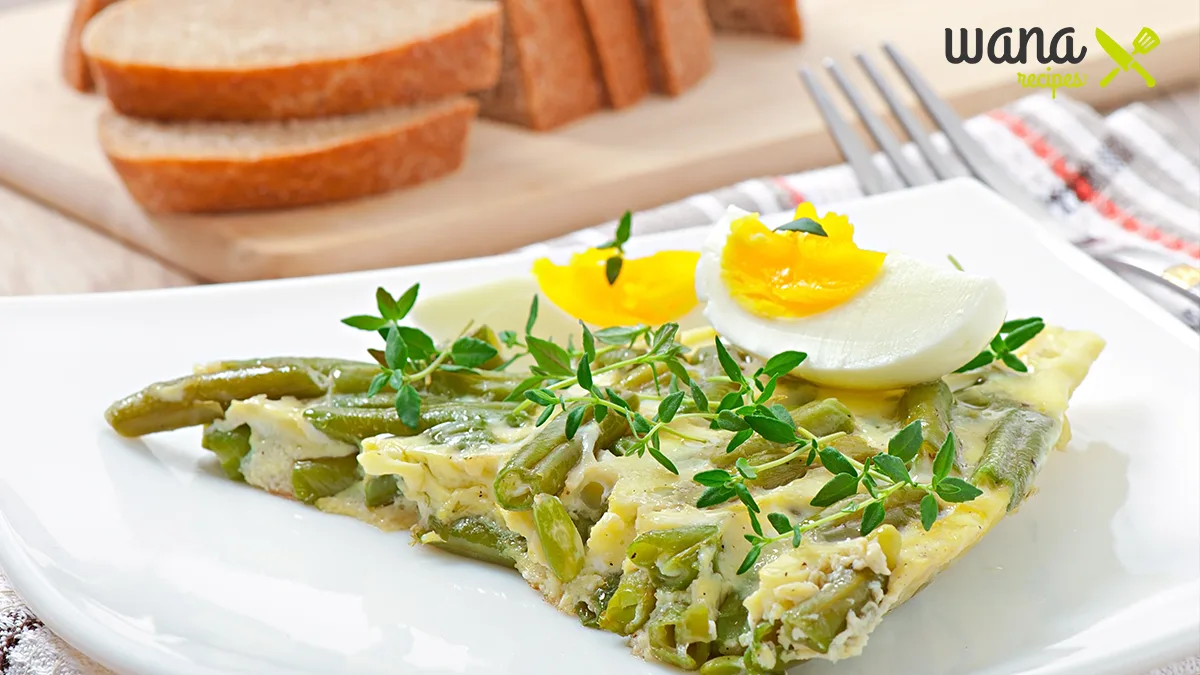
xmin=1097 ymin=27 xmax=1159 ymax=87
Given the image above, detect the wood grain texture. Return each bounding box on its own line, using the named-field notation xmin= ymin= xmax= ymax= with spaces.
xmin=0 ymin=0 xmax=1196 ymax=283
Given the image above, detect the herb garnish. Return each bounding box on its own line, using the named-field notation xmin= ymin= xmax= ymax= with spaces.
xmin=697 ymin=423 xmax=982 ymax=575
xmin=596 ymin=211 xmax=633 ymax=285
xmin=956 ymin=317 xmax=1045 ymax=373
xmin=774 ymin=217 xmax=828 ymax=237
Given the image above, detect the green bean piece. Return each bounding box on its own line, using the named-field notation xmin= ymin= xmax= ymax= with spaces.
xmin=292 ymin=456 xmax=360 ymax=504
xmin=106 ymin=365 xmax=331 ymax=437
xmin=326 ymin=393 xmax=405 ymax=408
xmin=714 ymin=592 xmax=749 ymax=655
xmin=595 ymin=393 xmax=638 ymax=451
xmin=305 ymin=403 xmax=509 ymax=444
xmin=610 ymin=437 xmax=638 ymax=457
xmin=532 ymin=494 xmax=586 ymax=582
xmin=828 ymin=434 xmax=878 ymax=462
xmin=423 ymin=369 xmax=522 ymax=401
xmin=575 ymin=574 xmax=622 ymax=628
xmin=699 ymin=655 xmax=747 ymax=675
xmin=205 ymin=358 xmax=380 ymax=393
xmin=425 ymin=516 xmax=524 ymax=568
xmin=363 ymin=474 xmax=399 ymax=508
xmin=647 ymin=599 xmax=713 ymax=670
xmin=201 ymin=424 xmax=252 ymax=481
xmin=594 ymin=347 xmax=641 ymax=368
xmin=812 ymin=488 xmax=924 ymax=541
xmin=791 ymin=398 xmax=855 ymax=436
xmin=955 ymin=386 xmax=994 ymax=408
xmin=781 ymin=567 xmax=883 ymax=654
xmin=494 ymin=411 xmax=590 ymax=510
xmin=627 ymin=525 xmax=720 ymax=590
xmin=713 ymin=399 xmax=855 ymax=489
xmin=899 ymin=380 xmax=956 ymax=458
xmin=598 ymin=569 xmax=656 ymax=636
xmin=468 ymin=326 xmax=507 ymax=370
xmin=972 ymin=408 xmax=1057 ymax=510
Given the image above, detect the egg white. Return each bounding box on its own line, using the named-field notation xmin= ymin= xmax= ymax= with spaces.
xmin=695 ymin=206 xmax=1007 ymax=390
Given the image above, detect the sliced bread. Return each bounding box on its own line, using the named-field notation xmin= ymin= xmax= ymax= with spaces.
xmin=477 ymin=0 xmax=604 ymax=130
xmin=639 ymin=0 xmax=714 ymax=96
xmin=99 ymin=98 xmax=478 ymax=213
xmin=580 ymin=0 xmax=651 ymax=109
xmin=61 ymin=0 xmax=121 ymax=92
xmin=83 ymin=0 xmax=502 ymax=121
xmin=705 ymin=0 xmax=803 ymax=40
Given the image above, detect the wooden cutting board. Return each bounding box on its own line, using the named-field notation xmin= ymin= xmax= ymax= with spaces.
xmin=0 ymin=0 xmax=1196 ymax=282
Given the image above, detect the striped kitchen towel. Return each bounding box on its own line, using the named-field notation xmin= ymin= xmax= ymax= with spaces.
xmin=524 ymin=94 xmax=1200 ymax=330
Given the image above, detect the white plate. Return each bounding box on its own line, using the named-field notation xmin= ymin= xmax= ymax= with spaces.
xmin=0 ymin=179 xmax=1196 ymax=675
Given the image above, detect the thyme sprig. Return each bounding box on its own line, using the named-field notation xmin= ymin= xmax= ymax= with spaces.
xmin=956 ymin=316 xmax=1045 ymax=373
xmin=698 ymin=422 xmax=983 ymax=575
xmin=596 ymin=211 xmax=633 ymax=285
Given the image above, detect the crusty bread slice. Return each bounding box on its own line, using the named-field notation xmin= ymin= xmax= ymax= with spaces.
xmin=61 ymin=0 xmax=121 ymax=92
xmin=99 ymin=98 xmax=478 ymax=213
xmin=477 ymin=0 xmax=604 ymax=130
xmin=705 ymin=0 xmax=803 ymax=40
xmin=580 ymin=0 xmax=651 ymax=109
xmin=83 ymin=0 xmax=502 ymax=121
xmin=639 ymin=0 xmax=714 ymax=96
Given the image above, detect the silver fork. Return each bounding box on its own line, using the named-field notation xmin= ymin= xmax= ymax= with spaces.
xmin=799 ymin=44 xmax=1200 ymax=329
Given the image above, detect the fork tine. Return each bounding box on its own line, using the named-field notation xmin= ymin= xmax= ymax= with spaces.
xmin=854 ymin=52 xmax=957 ymax=181
xmin=824 ymin=58 xmax=930 ymax=188
xmin=882 ymin=42 xmax=1051 ymax=217
xmin=798 ymin=65 xmax=887 ymax=195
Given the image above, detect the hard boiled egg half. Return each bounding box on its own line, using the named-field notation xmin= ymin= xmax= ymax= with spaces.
xmin=696 ymin=205 xmax=1007 ymax=389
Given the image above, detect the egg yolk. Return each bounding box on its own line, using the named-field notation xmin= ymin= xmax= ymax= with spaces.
xmin=721 ymin=204 xmax=885 ymax=319
xmin=533 ymin=248 xmax=702 ymax=327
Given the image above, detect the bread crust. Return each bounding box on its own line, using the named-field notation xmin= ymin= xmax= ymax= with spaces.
xmin=640 ymin=0 xmax=713 ymax=96
xmin=705 ymin=0 xmax=803 ymax=41
xmin=477 ymin=0 xmax=603 ymax=130
xmin=580 ymin=0 xmax=651 ymax=109
xmin=83 ymin=4 xmax=502 ymax=121
xmin=100 ymin=99 xmax=478 ymax=213
xmin=61 ymin=0 xmax=121 ymax=92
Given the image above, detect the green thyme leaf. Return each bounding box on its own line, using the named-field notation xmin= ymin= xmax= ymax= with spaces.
xmin=732 ymin=482 xmax=760 ymax=512
xmin=693 ymin=469 xmax=732 ymax=488
xmin=768 ymin=512 xmax=792 ymax=535
xmin=605 ymin=256 xmax=623 ymax=285
xmin=697 ymin=484 xmax=737 ymax=508
xmin=1000 ymin=352 xmax=1028 ymax=372
xmin=775 ymin=217 xmax=828 ymax=236
xmin=525 ymin=296 xmax=539 ymax=336
xmin=1000 ymin=316 xmax=1042 ymax=333
xmin=616 ymin=211 xmax=632 ymax=246
xmin=657 ymin=391 xmax=685 ymax=423
xmin=606 ymin=388 xmax=633 ymax=411
xmin=955 ymin=351 xmax=996 ymax=373
xmin=1004 ymin=320 xmax=1045 ymax=351
xmin=810 ymin=473 xmax=861 ymax=507
xmin=935 ymin=477 xmax=983 ymax=503
xmin=717 ymin=410 xmax=750 ymax=432
xmin=650 ymin=324 xmax=679 ymax=354
xmin=689 ymin=381 xmax=709 ymax=414
xmin=504 ymin=375 xmax=545 ymax=402
xmin=768 ymin=403 xmax=794 ymax=428
xmin=715 ymin=391 xmax=743 ymax=414
xmin=375 ymin=287 xmax=399 ymax=321
xmin=384 ymin=327 xmax=408 ymax=370
xmin=714 ymin=338 xmax=744 ymax=383
xmin=581 ymin=323 xmax=596 ymax=362
xmin=631 ymin=413 xmax=652 ymax=435
xmin=395 ymin=384 xmax=421 ymax=430
xmin=761 ymin=350 xmax=807 ymax=377
xmin=524 ymin=388 xmax=559 ymax=407
xmin=366 ymin=372 xmax=389 ymax=398
xmin=726 ymin=428 xmax=753 ymax=454
xmin=932 ymin=432 xmax=956 ymax=485
xmin=388 ymin=370 xmax=406 ymax=391
xmin=792 ymin=526 xmax=803 ymax=547
xmin=818 ymin=447 xmax=857 ymax=477
xmin=577 ymin=357 xmax=594 ymax=391
xmin=341 ymin=315 xmax=389 ymax=331
xmin=451 ymin=336 xmax=499 ymax=369
xmin=647 ymin=441 xmax=678 ymax=475
xmin=888 ymin=420 xmax=924 ymax=463
xmin=393 ymin=284 xmax=420 ymax=321
xmin=526 ymin=336 xmax=574 ymax=377
xmin=745 ymin=414 xmax=796 ymax=444
xmin=754 ymin=375 xmax=778 ymax=403
xmin=947 ymin=254 xmax=964 ymax=271
xmin=737 ymin=544 xmax=762 ymax=575
xmin=664 ymin=358 xmax=691 ymax=387
xmin=498 ymin=329 xmax=519 ymax=348
xmin=748 ymin=510 xmax=764 ymax=536
xmin=735 ymin=457 xmax=758 ymax=480
xmin=565 ymin=405 xmax=587 ymax=440
xmin=593 ymin=325 xmax=646 ymax=345
xmin=535 ymin=405 xmax=556 ymax=426
xmin=860 ymin=501 xmax=886 ymax=536
xmin=397 ymin=327 xmax=436 ymax=361
xmin=872 ymin=453 xmax=912 ymax=484
xmin=920 ymin=493 xmax=939 ymax=531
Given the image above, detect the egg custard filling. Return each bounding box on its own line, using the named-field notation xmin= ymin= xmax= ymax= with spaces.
xmin=104 ymin=209 xmax=1105 ymax=673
